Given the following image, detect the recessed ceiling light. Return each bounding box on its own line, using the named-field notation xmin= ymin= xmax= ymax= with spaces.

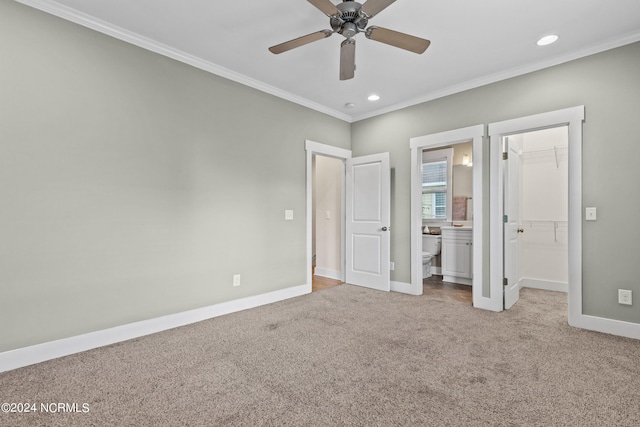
xmin=537 ymin=35 xmax=559 ymax=46
xmin=368 ymin=94 xmax=380 ymax=101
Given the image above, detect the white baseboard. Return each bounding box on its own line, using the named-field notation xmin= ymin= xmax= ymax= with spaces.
xmin=0 ymin=284 xmax=310 ymax=373
xmin=313 ymin=267 xmax=342 ymax=281
xmin=391 ymin=281 xmax=421 ymax=295
xmin=521 ymin=278 xmax=568 ymax=293
xmin=570 ymin=313 xmax=640 ymax=340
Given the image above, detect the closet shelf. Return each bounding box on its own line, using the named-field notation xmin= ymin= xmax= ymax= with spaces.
xmin=521 ymin=145 xmax=568 ymax=168
xmin=522 ymin=220 xmax=567 ymax=242
xmin=523 ymin=219 xmax=568 ymax=225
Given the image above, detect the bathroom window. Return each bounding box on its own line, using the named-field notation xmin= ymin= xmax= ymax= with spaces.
xmin=422 ymin=148 xmax=453 ymax=221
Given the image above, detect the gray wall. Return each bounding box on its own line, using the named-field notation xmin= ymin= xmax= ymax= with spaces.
xmin=0 ymin=1 xmax=350 ymax=352
xmin=2 ymin=0 xmax=639 ymax=354
xmin=352 ymin=41 xmax=640 ymax=324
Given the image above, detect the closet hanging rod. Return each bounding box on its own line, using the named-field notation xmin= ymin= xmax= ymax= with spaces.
xmin=521 ymin=146 xmax=568 ymax=155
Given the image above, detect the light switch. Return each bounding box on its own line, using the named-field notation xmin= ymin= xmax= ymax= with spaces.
xmin=325 ymin=210 xmax=331 ymax=219
xmin=585 ymin=207 xmax=597 ymax=221
xmin=285 ymin=210 xmax=294 ymax=220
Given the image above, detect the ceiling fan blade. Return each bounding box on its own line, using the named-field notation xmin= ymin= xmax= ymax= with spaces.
xmin=365 ymin=26 xmax=430 ymax=54
xmin=269 ymin=30 xmax=333 ymax=54
xmin=307 ymin=0 xmax=339 ymax=16
xmin=361 ymin=0 xmax=397 ymax=18
xmin=340 ymin=39 xmax=356 ymax=81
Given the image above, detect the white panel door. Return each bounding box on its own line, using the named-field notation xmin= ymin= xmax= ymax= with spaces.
xmin=345 ymin=153 xmax=390 ymax=291
xmin=504 ymin=137 xmax=523 ymax=309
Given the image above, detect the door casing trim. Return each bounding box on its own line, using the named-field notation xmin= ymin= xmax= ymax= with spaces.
xmin=488 ymin=106 xmax=584 ymax=316
xmin=305 ymin=140 xmax=351 ymax=290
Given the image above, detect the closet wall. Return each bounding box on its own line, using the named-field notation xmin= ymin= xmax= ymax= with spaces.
xmin=519 ymin=127 xmax=569 ymax=292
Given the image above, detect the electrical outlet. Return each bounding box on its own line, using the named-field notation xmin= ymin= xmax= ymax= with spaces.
xmin=233 ymin=274 xmax=241 ymax=287
xmin=618 ymin=289 xmax=632 ymax=305
xmin=285 ymin=210 xmax=294 ymax=220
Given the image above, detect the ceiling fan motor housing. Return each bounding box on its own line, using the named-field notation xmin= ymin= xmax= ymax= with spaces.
xmin=331 ymin=1 xmax=368 ymax=38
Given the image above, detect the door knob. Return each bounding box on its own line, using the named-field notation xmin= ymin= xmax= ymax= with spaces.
xmin=517 ymin=228 xmax=525 ymax=233
xmin=381 ymin=226 xmax=390 ymax=231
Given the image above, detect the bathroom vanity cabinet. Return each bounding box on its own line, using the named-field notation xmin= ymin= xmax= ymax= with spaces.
xmin=441 ymin=227 xmax=472 ymax=286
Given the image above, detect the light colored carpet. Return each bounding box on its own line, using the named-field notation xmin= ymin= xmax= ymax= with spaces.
xmin=1 ymin=285 xmax=639 ymax=426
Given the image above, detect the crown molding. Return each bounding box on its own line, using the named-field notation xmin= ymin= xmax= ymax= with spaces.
xmin=15 ymin=0 xmax=640 ymax=124
xmin=15 ymin=0 xmax=352 ymax=123
xmin=351 ymin=30 xmax=640 ymax=122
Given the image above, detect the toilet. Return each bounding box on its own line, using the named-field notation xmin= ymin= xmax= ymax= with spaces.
xmin=422 ymin=234 xmax=442 ymax=278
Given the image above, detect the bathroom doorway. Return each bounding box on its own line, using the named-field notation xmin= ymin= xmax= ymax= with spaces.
xmin=420 ymin=143 xmax=474 ymax=272
xmin=409 ymin=125 xmax=485 ymax=307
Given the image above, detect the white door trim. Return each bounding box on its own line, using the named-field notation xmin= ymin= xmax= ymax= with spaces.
xmin=489 ymin=106 xmax=584 ymax=315
xmin=305 ymin=140 xmax=351 ymax=290
xmin=409 ymin=125 xmax=486 ymax=306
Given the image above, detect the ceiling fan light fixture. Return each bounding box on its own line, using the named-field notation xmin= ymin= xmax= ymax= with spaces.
xmin=537 ymin=34 xmax=558 ymax=46
xmin=368 ymin=94 xmax=380 ymax=101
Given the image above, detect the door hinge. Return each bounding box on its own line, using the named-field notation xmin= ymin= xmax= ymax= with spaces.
xmin=503 ymin=277 xmax=508 ymax=287
xmin=503 ymin=152 xmax=508 ymax=160
xmin=503 ymin=214 xmax=508 ymax=223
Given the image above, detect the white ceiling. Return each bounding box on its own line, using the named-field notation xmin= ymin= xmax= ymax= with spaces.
xmin=18 ymin=0 xmax=640 ymax=122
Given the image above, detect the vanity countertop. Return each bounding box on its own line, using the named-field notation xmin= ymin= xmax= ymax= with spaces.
xmin=440 ymin=225 xmax=473 ymax=230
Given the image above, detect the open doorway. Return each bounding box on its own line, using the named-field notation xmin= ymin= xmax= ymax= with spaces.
xmin=421 ymin=142 xmax=475 ymax=304
xmin=305 ymin=141 xmax=392 ymax=293
xmin=312 ymin=154 xmax=344 ymax=291
xmin=410 ymin=125 xmax=485 ymax=307
xmin=305 ymin=141 xmax=350 ymax=293
xmin=489 ymin=106 xmax=584 ymax=323
xmin=502 ymin=126 xmax=569 ymax=308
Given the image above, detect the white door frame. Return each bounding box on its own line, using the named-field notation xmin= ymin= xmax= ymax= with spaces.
xmin=409 ymin=125 xmax=487 ymax=307
xmin=489 ymin=106 xmax=584 ymax=317
xmin=305 ymin=140 xmax=351 ymax=291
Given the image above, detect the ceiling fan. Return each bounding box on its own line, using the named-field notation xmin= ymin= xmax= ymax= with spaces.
xmin=268 ymin=0 xmax=431 ymax=80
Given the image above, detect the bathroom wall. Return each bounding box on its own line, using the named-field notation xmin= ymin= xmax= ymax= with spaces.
xmin=452 ymin=142 xmax=473 ymax=221
xmin=519 ymin=127 xmax=569 ymax=290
